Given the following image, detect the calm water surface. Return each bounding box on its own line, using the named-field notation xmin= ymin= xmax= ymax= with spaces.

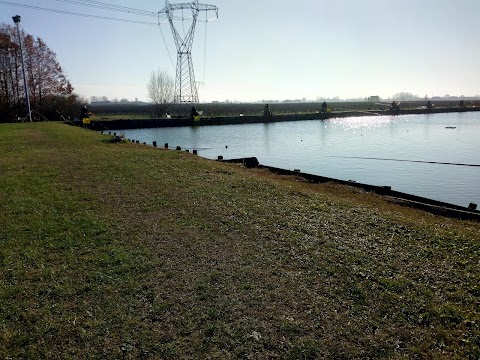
xmin=118 ymin=112 xmax=480 ymax=207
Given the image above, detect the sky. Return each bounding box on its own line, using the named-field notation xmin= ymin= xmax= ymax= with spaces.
xmin=1 ymin=0 xmax=479 ymax=103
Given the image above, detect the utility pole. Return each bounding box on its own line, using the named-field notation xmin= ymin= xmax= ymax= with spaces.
xmin=159 ymin=0 xmax=218 ymax=104
xmin=12 ymin=15 xmax=32 ymax=122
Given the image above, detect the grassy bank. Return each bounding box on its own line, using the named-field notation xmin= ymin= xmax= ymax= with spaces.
xmin=1 ymin=123 xmax=479 ymax=359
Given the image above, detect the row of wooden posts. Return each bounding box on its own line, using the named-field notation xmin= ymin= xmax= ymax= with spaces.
xmin=102 ymin=131 xmax=199 ymax=155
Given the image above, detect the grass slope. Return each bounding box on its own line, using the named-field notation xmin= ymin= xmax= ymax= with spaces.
xmin=1 ymin=123 xmax=479 ymax=359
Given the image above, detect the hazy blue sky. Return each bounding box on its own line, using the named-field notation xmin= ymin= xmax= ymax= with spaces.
xmin=1 ymin=0 xmax=479 ymax=103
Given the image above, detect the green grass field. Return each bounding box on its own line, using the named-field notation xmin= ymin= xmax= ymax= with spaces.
xmin=1 ymin=122 xmax=479 ymax=359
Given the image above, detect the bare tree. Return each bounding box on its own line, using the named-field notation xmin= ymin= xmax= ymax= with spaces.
xmin=147 ymin=69 xmax=174 ymax=117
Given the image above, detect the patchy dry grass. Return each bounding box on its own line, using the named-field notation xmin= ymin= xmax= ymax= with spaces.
xmin=1 ymin=122 xmax=479 ymax=359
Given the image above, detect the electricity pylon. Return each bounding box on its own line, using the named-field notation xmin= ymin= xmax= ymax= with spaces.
xmin=159 ymin=0 xmax=218 ymax=104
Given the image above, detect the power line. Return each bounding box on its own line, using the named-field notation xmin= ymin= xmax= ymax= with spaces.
xmin=157 ymin=17 xmax=176 ymax=71
xmin=0 ymin=1 xmax=158 ymax=25
xmin=1 ymin=0 xmax=216 ymax=94
xmin=52 ymin=0 xmax=157 ymax=17
xmin=1 ymin=1 xmax=191 ymax=24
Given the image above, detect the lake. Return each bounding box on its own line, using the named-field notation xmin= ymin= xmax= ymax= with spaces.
xmin=117 ymin=112 xmax=480 ymax=208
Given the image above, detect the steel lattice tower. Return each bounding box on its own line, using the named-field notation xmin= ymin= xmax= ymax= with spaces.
xmin=159 ymin=0 xmax=218 ymax=104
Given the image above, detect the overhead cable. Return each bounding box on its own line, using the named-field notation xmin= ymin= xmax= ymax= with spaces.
xmin=157 ymin=17 xmax=176 ymax=71
xmin=52 ymin=0 xmax=157 ymax=17
xmin=0 ymin=1 xmax=158 ymax=25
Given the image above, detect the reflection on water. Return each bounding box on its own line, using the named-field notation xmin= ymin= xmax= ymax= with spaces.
xmin=119 ymin=112 xmax=480 ymax=207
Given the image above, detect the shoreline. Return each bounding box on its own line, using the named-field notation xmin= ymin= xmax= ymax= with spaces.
xmin=220 ymin=157 xmax=480 ymax=222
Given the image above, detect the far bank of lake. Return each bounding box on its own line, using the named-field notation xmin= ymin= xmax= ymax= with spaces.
xmin=91 ymin=106 xmax=480 ymax=130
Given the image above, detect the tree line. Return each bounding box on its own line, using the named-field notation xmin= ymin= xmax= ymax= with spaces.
xmin=0 ymin=23 xmax=80 ymax=122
